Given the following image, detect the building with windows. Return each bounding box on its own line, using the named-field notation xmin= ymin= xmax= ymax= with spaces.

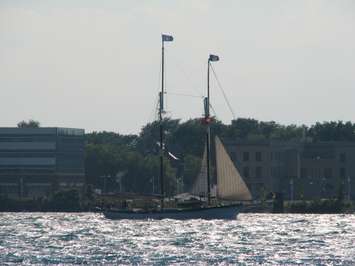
xmin=0 ymin=127 xmax=85 ymax=198
xmin=224 ymin=139 xmax=355 ymax=200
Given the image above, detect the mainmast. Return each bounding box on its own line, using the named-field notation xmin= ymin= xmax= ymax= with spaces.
xmin=160 ymin=34 xmax=173 ymax=208
xmin=205 ymin=54 xmax=219 ymax=205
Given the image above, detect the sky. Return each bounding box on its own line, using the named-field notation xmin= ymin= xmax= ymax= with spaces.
xmin=1 ymin=1 xmax=355 ymax=134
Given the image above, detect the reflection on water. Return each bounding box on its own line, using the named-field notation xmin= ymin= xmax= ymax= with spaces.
xmin=0 ymin=213 xmax=354 ymax=264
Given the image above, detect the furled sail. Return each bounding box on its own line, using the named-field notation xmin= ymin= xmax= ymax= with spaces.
xmin=215 ymin=136 xmax=252 ymax=201
xmin=191 ymin=145 xmax=208 ymax=198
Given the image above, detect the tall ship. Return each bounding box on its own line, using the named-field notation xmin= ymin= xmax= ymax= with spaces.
xmin=103 ymin=34 xmax=252 ymax=220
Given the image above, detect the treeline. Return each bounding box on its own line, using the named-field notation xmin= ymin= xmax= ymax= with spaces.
xmin=85 ymin=118 xmax=355 ymax=195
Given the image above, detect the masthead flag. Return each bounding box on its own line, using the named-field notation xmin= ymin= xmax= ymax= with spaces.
xmin=162 ymin=34 xmax=174 ymax=42
xmin=209 ymin=54 xmax=219 ymax=62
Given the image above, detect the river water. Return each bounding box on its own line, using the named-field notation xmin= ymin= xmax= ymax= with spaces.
xmin=0 ymin=213 xmax=354 ymax=265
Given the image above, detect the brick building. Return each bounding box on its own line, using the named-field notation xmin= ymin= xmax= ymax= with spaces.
xmin=224 ymin=139 xmax=355 ymax=200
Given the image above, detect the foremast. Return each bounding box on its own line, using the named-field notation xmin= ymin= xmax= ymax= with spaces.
xmin=160 ymin=34 xmax=173 ymax=208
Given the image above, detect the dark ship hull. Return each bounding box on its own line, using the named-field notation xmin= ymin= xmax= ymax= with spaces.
xmin=103 ymin=204 xmax=240 ymax=220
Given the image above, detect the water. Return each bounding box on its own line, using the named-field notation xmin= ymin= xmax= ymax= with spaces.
xmin=0 ymin=213 xmax=354 ymax=265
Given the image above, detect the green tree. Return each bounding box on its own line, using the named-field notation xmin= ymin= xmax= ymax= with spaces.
xmin=309 ymin=121 xmax=355 ymax=142
xmin=85 ymin=131 xmax=137 ymax=147
xmin=182 ymin=154 xmax=202 ymax=190
xmin=46 ymin=189 xmax=81 ymax=211
xmin=136 ymin=118 xmax=180 ymax=155
xmin=17 ymin=119 xmax=40 ymax=128
xmin=83 ymin=118 xmax=355 ymax=198
xmin=170 ymin=119 xmax=205 ymax=156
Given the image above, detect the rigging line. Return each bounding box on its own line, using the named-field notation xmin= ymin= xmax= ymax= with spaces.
xmin=169 ymin=56 xmax=204 ymax=98
xmin=148 ymin=59 xmax=162 ymax=123
xmin=154 ymin=94 xmax=160 ymax=121
xmin=147 ymin=94 xmax=159 ymax=123
xmin=210 ymin=64 xmax=236 ymax=120
xmin=209 ymin=104 xmax=218 ymax=119
xmin=166 ymin=92 xmax=204 ymax=99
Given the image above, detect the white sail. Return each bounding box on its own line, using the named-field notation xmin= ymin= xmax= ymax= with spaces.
xmin=191 ymin=145 xmax=208 ymax=197
xmin=215 ymin=136 xmax=252 ymax=201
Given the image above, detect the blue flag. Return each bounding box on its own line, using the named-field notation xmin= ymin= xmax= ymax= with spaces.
xmin=209 ymin=54 xmax=219 ymax=62
xmin=162 ymin=34 xmax=174 ymax=42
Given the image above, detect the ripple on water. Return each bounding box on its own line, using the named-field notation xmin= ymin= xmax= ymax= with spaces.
xmin=0 ymin=213 xmax=355 ymax=264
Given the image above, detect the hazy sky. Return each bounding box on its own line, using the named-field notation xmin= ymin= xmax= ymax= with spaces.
xmin=1 ymin=1 xmax=355 ymax=134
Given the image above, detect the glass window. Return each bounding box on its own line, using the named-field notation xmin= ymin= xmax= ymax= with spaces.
xmin=301 ymin=168 xmax=307 ymax=178
xmin=230 ymin=151 xmax=236 ymax=162
xmin=271 ymin=167 xmax=276 ymax=177
xmin=255 ymin=167 xmax=262 ymax=178
xmin=340 ymin=168 xmax=346 ymax=178
xmin=256 ymin=152 xmax=262 ymax=162
xmin=243 ymin=152 xmax=249 ymax=162
xmin=243 ymin=167 xmax=249 ymax=178
xmin=324 ymin=168 xmax=333 ymax=179
xmin=340 ymin=153 xmax=346 ymax=163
